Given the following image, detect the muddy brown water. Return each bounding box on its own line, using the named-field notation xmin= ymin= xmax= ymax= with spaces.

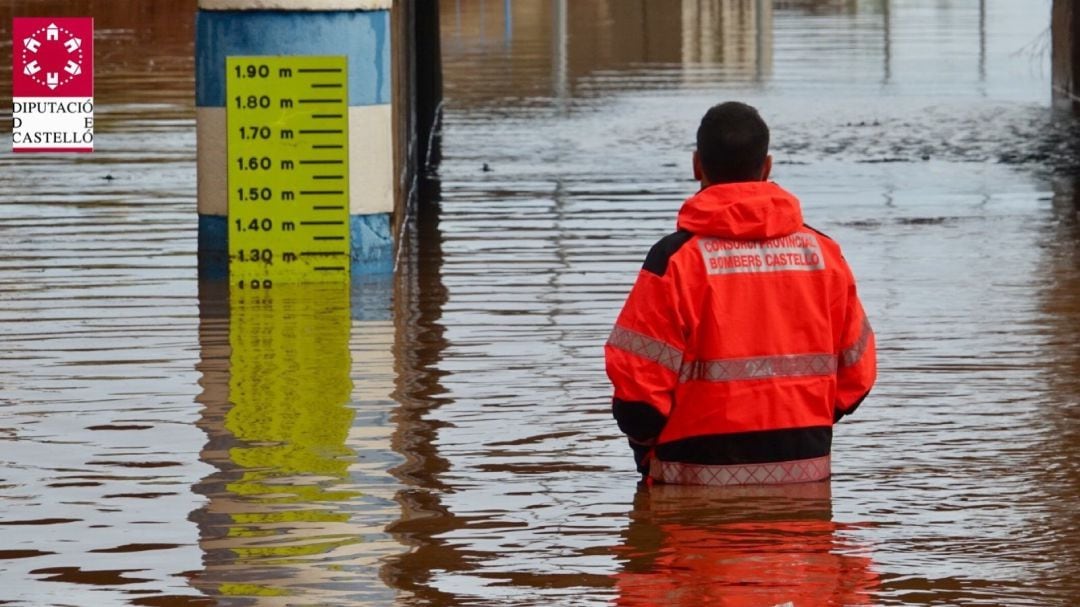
xmin=2 ymin=1 xmax=1079 ymax=605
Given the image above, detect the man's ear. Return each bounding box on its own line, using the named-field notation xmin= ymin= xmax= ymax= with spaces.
xmin=760 ymin=155 xmax=773 ymax=181
xmin=693 ymin=150 xmax=703 ymax=182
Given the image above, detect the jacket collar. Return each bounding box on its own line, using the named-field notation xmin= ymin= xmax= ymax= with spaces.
xmin=676 ymin=181 xmax=804 ymax=240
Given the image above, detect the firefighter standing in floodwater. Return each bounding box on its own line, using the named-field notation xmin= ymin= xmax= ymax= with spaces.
xmin=605 ymin=102 xmax=877 ymax=485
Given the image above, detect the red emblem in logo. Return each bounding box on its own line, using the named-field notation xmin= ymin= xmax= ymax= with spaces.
xmin=13 ymin=18 xmax=93 ymax=97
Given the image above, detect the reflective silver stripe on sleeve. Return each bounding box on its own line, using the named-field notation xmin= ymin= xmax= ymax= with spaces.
xmin=679 ymin=352 xmax=837 ymax=383
xmin=650 ymin=455 xmax=831 ymax=486
xmin=606 ymin=325 xmax=684 ymax=374
xmin=840 ymin=317 xmax=873 ymax=368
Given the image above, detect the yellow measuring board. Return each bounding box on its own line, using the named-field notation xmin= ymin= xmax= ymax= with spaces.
xmin=227 ymin=56 xmax=350 ymax=289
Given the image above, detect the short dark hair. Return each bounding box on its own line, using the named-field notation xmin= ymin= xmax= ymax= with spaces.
xmin=695 ymin=102 xmax=770 ymax=183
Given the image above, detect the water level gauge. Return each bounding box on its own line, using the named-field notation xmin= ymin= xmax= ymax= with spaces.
xmin=226 ymin=55 xmax=350 ymax=289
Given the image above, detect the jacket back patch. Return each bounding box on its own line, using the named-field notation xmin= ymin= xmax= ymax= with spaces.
xmin=697 ymin=232 xmax=826 ymax=275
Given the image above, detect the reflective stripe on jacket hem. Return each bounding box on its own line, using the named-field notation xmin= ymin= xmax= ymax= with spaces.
xmin=649 ymin=455 xmax=831 ymax=486
xmin=679 ymin=353 xmax=836 ymax=383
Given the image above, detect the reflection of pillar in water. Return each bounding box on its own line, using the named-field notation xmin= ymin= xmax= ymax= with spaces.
xmin=191 ymin=283 xmax=361 ymax=602
xmin=682 ymin=0 xmax=703 ymax=64
xmin=755 ymin=0 xmax=772 ymax=81
xmin=978 ymin=0 xmax=986 ymax=83
xmin=504 ymin=0 xmax=513 ymax=47
xmin=1043 ymin=180 xmax=1080 ymax=412
xmin=1033 ymin=179 xmax=1080 ymax=592
xmin=553 ymin=0 xmax=568 ymax=103
xmin=1042 ymin=179 xmax=1080 ymax=345
xmin=681 ymin=0 xmax=772 ymax=79
xmin=883 ymin=0 xmax=891 ymax=83
xmin=380 ymin=170 xmax=454 ymax=604
xmin=455 ymin=0 xmax=463 ymax=42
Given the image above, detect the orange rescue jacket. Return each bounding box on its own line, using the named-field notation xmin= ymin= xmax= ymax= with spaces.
xmin=605 ymin=181 xmax=876 ymax=485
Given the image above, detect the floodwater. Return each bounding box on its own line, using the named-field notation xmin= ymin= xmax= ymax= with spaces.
xmin=1 ymin=0 xmax=1079 ymax=605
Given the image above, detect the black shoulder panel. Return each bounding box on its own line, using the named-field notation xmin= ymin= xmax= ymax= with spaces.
xmin=642 ymin=230 xmax=694 ymax=277
xmin=804 ymin=224 xmax=835 ymax=242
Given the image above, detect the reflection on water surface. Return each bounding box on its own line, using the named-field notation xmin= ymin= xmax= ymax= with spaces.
xmin=614 ymin=483 xmax=878 ymax=607
xmin=193 ymin=284 xmax=361 ymax=603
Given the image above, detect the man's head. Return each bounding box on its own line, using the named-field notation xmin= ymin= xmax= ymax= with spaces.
xmin=694 ymin=101 xmax=772 ymax=186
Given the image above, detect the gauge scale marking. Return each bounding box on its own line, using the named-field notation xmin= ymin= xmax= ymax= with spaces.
xmin=227 ymin=56 xmax=350 ymax=288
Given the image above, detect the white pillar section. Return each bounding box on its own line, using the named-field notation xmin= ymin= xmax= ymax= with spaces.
xmin=199 ymin=0 xmax=392 ymax=9
xmin=196 ymin=105 xmax=393 ymax=217
xmin=196 ymin=107 xmax=227 ymax=217
xmin=348 ymin=104 xmax=394 ymax=216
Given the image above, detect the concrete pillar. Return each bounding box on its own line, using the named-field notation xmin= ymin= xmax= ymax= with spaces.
xmin=391 ymin=0 xmax=443 ymax=245
xmin=1053 ymin=0 xmax=1080 ymax=111
xmin=681 ymin=0 xmax=771 ymax=80
xmin=195 ymin=0 xmax=394 ymax=279
xmin=414 ymin=0 xmax=443 ymax=175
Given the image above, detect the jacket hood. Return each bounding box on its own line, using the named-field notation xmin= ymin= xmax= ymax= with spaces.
xmin=676 ymin=181 xmax=804 ymax=240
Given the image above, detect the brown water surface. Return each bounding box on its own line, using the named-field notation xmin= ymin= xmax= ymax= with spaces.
xmin=2 ymin=1 xmax=1080 ymax=606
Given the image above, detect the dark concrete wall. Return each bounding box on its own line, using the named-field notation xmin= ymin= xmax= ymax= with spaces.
xmin=1053 ymin=0 xmax=1080 ymax=111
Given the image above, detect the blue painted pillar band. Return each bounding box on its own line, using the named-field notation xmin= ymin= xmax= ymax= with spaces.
xmin=195 ymin=2 xmax=394 ymax=279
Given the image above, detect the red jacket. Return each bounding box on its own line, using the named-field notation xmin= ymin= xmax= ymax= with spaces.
xmin=605 ymin=181 xmax=876 ymax=485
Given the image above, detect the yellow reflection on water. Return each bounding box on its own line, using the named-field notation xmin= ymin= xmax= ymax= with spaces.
xmin=225 ymin=282 xmax=356 ymax=505
xmin=193 ymin=282 xmax=361 ymax=601
xmin=227 ymin=283 xmax=356 ymax=504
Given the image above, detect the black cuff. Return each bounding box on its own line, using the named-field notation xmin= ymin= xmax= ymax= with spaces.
xmin=612 ymin=398 xmax=667 ymax=443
